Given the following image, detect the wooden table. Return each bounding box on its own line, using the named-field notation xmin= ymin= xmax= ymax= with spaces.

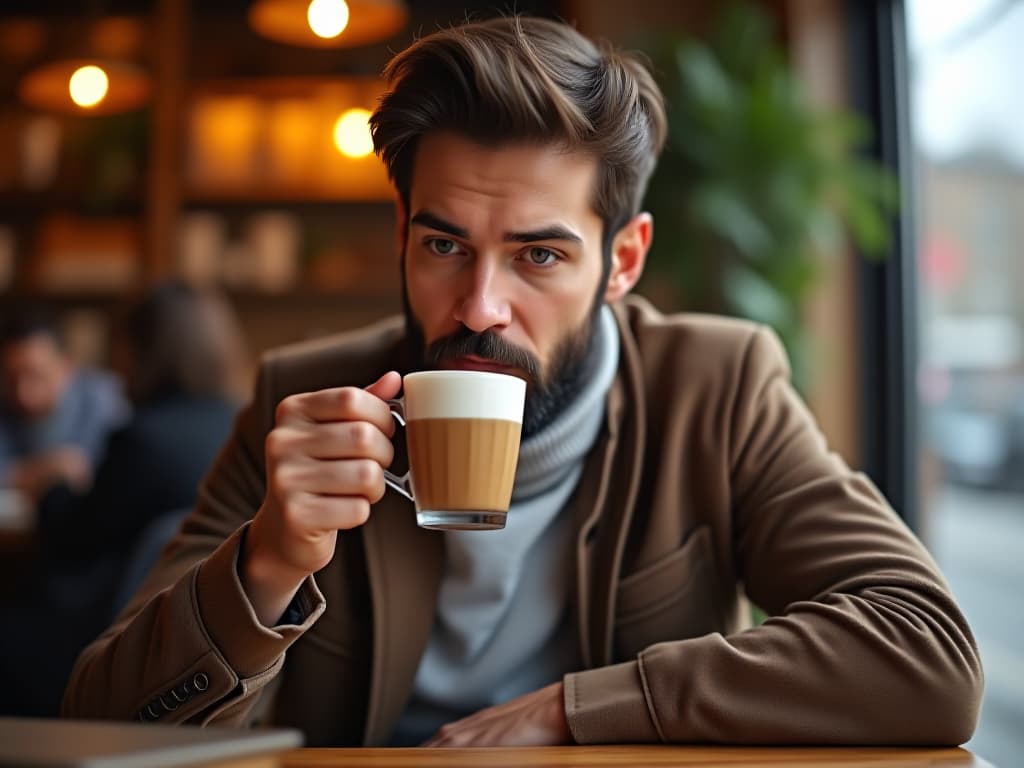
xmin=280 ymin=745 xmax=994 ymax=767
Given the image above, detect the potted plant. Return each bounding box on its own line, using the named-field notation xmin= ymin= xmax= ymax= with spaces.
xmin=639 ymin=2 xmax=898 ymax=392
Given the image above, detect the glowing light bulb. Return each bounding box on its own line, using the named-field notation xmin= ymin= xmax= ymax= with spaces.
xmin=307 ymin=0 xmax=349 ymax=39
xmin=69 ymin=65 xmax=109 ymax=108
xmin=333 ymin=108 xmax=373 ymax=158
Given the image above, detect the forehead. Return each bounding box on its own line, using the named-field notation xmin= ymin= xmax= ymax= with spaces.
xmin=409 ymin=132 xmax=600 ymax=233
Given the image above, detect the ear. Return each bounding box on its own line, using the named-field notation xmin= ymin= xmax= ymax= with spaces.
xmin=394 ymin=193 xmax=408 ymax=256
xmin=604 ymin=212 xmax=652 ymax=303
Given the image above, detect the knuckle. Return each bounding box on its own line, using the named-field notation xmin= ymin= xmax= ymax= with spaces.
xmin=346 ymin=498 xmax=371 ymax=527
xmin=274 ymin=395 xmax=301 ymax=424
xmin=353 ymin=459 xmax=380 ymax=491
xmin=268 ymin=463 xmax=286 ymax=491
xmin=336 ymin=387 xmax=358 ymax=414
xmin=368 ymin=477 xmax=386 ymax=504
xmin=348 ymin=421 xmax=374 ymax=453
xmin=379 ymin=437 xmax=395 ymax=468
xmin=264 ymin=429 xmax=288 ymax=460
xmin=269 ymin=463 xmax=297 ymax=493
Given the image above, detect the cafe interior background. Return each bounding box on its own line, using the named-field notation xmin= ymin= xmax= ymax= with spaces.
xmin=0 ymin=1 xmax=1020 ymax=765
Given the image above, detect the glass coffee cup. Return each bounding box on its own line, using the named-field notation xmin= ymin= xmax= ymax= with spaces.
xmin=384 ymin=370 xmax=525 ymax=530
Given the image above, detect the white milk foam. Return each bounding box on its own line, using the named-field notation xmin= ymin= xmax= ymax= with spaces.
xmin=403 ymin=370 xmax=525 ymax=423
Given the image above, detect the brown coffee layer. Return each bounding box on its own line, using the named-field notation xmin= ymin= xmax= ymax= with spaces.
xmin=406 ymin=418 xmax=521 ymax=512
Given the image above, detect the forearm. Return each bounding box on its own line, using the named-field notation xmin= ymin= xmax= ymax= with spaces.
xmin=64 ymin=525 xmax=325 ymax=723
xmin=566 ymin=581 xmax=982 ymax=745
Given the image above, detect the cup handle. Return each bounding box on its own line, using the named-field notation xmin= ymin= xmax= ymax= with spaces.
xmin=383 ymin=399 xmax=414 ymax=502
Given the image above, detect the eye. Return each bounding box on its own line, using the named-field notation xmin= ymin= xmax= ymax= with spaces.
xmin=524 ymin=247 xmax=559 ymax=266
xmin=426 ymin=238 xmax=463 ymax=256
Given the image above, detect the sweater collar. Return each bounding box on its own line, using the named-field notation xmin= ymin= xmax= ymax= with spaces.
xmin=512 ymin=306 xmax=620 ymax=500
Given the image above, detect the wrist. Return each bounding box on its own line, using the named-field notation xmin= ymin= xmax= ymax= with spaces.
xmin=550 ymin=682 xmax=571 ymax=743
xmin=239 ymin=523 xmax=307 ymax=627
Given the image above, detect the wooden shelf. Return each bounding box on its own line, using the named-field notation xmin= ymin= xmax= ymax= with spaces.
xmin=225 ymin=289 xmax=400 ymax=306
xmin=0 ymin=193 xmax=142 ymax=218
xmin=183 ymin=186 xmax=394 ymax=205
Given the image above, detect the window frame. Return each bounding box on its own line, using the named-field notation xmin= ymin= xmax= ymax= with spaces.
xmin=846 ymin=0 xmax=921 ymax=530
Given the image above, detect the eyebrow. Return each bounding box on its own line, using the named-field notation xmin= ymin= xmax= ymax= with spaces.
xmin=504 ymin=225 xmax=582 ymax=245
xmin=410 ymin=211 xmax=468 ymax=239
xmin=410 ymin=210 xmax=583 ymax=245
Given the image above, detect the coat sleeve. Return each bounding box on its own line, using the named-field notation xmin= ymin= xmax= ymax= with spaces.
xmin=564 ymin=326 xmax=983 ymax=746
xmin=62 ymin=357 xmax=326 ymax=725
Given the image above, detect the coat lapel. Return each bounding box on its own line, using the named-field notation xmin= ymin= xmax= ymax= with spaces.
xmin=361 ymin=485 xmax=443 ymax=745
xmin=571 ymin=303 xmax=647 ymax=667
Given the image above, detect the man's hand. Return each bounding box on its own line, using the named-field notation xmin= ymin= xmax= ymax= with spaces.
xmin=422 ymin=682 xmax=572 ymax=747
xmin=241 ymin=371 xmax=402 ymax=627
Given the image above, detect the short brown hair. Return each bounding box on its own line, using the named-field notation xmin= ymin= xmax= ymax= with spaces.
xmin=370 ymin=15 xmax=667 ymax=235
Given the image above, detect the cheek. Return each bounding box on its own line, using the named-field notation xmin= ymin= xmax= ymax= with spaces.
xmin=405 ymin=264 xmax=451 ymax=333
xmin=520 ymin=282 xmax=594 ymax=361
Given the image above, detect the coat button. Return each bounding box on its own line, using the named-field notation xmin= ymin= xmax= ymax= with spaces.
xmin=192 ymin=672 xmax=209 ymax=692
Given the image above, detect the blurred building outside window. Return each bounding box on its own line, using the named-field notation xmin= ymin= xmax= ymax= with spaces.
xmin=907 ymin=2 xmax=1024 ymax=766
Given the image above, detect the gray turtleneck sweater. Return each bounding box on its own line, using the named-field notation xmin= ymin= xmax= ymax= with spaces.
xmin=390 ymin=307 xmax=620 ymax=746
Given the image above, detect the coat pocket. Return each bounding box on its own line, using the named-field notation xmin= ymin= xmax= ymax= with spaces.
xmin=613 ymin=525 xmax=723 ymax=660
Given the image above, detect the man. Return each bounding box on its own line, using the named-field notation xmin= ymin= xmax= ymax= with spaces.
xmin=1 ymin=310 xmax=128 ymax=502
xmin=65 ymin=16 xmax=982 ymax=747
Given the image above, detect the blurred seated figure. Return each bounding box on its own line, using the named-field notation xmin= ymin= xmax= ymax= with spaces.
xmin=0 ymin=281 xmax=246 ymax=717
xmin=0 ymin=308 xmax=129 ymax=504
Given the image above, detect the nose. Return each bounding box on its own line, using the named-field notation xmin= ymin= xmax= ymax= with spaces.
xmin=453 ymin=260 xmax=512 ymax=333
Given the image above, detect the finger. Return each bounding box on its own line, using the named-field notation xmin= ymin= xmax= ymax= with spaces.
xmin=364 ymin=371 xmax=402 ymax=438
xmin=421 ymin=719 xmax=474 ymax=748
xmin=284 ymin=492 xmax=373 ymax=532
xmin=365 ymin=370 xmax=402 ymax=401
xmin=422 ymin=729 xmax=476 ymax=748
xmin=268 ymin=422 xmax=395 ymax=466
xmin=276 ymin=383 xmax=396 ymax=435
xmin=278 ymin=458 xmax=386 ymax=502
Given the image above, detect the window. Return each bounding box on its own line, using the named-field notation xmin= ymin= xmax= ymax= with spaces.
xmin=907 ymin=2 xmax=1024 ymax=765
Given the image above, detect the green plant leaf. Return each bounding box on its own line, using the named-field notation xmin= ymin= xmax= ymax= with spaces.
xmin=640 ymin=0 xmax=900 ymax=393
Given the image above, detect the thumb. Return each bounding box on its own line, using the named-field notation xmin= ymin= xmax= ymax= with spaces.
xmin=365 ymin=370 xmax=402 ymax=401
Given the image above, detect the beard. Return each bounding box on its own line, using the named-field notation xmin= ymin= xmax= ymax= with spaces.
xmin=400 ymin=232 xmax=613 ymax=438
xmin=404 ymin=295 xmax=599 ymax=439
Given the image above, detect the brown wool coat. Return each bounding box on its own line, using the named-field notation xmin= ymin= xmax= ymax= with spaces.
xmin=63 ymin=296 xmax=983 ymax=746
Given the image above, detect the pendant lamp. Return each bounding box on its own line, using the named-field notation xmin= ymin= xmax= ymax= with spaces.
xmin=248 ymin=0 xmax=408 ymax=48
xmin=19 ymin=59 xmax=150 ymax=115
xmin=16 ymin=17 xmax=150 ymax=116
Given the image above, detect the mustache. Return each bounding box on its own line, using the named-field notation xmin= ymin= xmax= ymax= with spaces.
xmin=425 ymin=327 xmax=541 ymax=381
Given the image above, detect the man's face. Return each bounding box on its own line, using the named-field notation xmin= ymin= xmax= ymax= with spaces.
xmin=1 ymin=333 xmax=72 ymax=422
xmin=402 ymin=132 xmax=607 ymax=435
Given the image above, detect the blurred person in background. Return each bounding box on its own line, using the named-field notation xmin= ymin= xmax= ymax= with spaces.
xmin=0 ymin=308 xmax=129 ymax=503
xmin=0 ymin=280 xmax=246 ymax=717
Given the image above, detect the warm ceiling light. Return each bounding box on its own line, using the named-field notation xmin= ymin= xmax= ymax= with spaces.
xmin=333 ymin=108 xmax=374 ymax=158
xmin=249 ymin=0 xmax=407 ymax=48
xmin=19 ymin=59 xmax=149 ymax=115
xmin=69 ymin=65 xmax=109 ymax=108
xmin=307 ymin=0 xmax=349 ymax=39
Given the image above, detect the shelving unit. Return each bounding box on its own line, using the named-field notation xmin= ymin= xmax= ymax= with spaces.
xmin=0 ymin=0 xmax=562 ymax=363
